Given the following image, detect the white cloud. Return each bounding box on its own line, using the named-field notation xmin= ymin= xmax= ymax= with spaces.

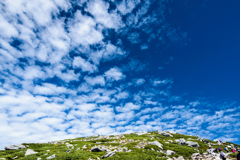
xmin=116 ymin=0 xmax=141 ymax=15
xmin=114 ymin=91 xmax=129 ymax=100
xmin=104 ymin=67 xmax=125 ymax=81
xmin=116 ymin=102 xmax=140 ymax=113
xmin=68 ymin=10 xmax=103 ymax=46
xmin=34 ymin=83 xmax=76 ymax=95
xmin=84 ymin=76 xmax=105 ymax=86
xmin=133 ymin=78 xmax=145 ymax=86
xmin=73 ymin=56 xmax=98 ymax=73
xmin=86 ymin=0 xmax=124 ymax=30
xmin=140 ymin=43 xmax=148 ymax=50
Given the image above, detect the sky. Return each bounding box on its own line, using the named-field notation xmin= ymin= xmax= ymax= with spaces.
xmin=0 ymin=0 xmax=240 ymax=149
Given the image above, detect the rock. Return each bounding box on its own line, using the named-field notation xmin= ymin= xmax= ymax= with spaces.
xmin=46 ymin=150 xmax=50 ymax=152
xmin=96 ymin=142 xmax=101 ymax=144
xmin=13 ymin=156 xmax=18 ymax=159
xmin=148 ymin=141 xmax=163 ymax=150
xmin=156 ymin=131 xmax=173 ymax=137
xmin=46 ymin=154 xmax=55 ymax=159
xmin=5 ymin=144 xmax=26 ymax=150
xmin=25 ymin=149 xmax=38 ymax=156
xmin=166 ymin=150 xmax=174 ymax=156
xmin=178 ymin=138 xmax=186 ymax=145
xmin=91 ymin=147 xmax=107 ymax=152
xmin=25 ymin=145 xmax=29 ymax=148
xmin=37 ymin=158 xmax=41 ymax=160
xmin=66 ymin=149 xmax=71 ymax=153
xmin=185 ymin=141 xmax=199 ymax=148
xmin=102 ymin=151 xmax=116 ymax=159
xmin=0 ymin=158 xmax=6 ymax=160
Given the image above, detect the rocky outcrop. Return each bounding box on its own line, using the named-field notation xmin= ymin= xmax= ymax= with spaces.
xmin=5 ymin=144 xmax=26 ymax=150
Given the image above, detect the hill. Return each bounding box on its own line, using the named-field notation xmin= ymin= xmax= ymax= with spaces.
xmin=0 ymin=130 xmax=239 ymax=160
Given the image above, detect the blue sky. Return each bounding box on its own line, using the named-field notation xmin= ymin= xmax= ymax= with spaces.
xmin=0 ymin=0 xmax=240 ymax=149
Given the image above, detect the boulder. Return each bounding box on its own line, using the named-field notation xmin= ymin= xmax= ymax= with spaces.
xmin=37 ymin=158 xmax=41 ymax=160
xmin=5 ymin=144 xmax=26 ymax=150
xmin=185 ymin=141 xmax=199 ymax=148
xmin=166 ymin=150 xmax=174 ymax=155
xmin=46 ymin=154 xmax=55 ymax=159
xmin=178 ymin=138 xmax=186 ymax=145
xmin=148 ymin=141 xmax=163 ymax=150
xmin=25 ymin=149 xmax=38 ymax=156
xmin=91 ymin=147 xmax=107 ymax=152
xmin=102 ymin=151 xmax=116 ymax=159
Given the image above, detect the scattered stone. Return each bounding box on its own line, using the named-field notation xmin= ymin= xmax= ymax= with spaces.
xmin=25 ymin=149 xmax=38 ymax=156
xmin=0 ymin=158 xmax=6 ymax=160
xmin=46 ymin=150 xmax=50 ymax=152
xmin=166 ymin=150 xmax=174 ymax=156
xmin=37 ymin=158 xmax=41 ymax=160
xmin=13 ymin=156 xmax=18 ymax=159
xmin=25 ymin=145 xmax=29 ymax=148
xmin=148 ymin=141 xmax=163 ymax=150
xmin=46 ymin=154 xmax=55 ymax=159
xmin=5 ymin=144 xmax=26 ymax=150
xmin=96 ymin=142 xmax=101 ymax=144
xmin=66 ymin=149 xmax=71 ymax=153
xmin=185 ymin=141 xmax=199 ymax=148
xmin=102 ymin=151 xmax=116 ymax=159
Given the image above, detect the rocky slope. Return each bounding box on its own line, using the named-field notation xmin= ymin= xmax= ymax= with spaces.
xmin=0 ymin=130 xmax=239 ymax=160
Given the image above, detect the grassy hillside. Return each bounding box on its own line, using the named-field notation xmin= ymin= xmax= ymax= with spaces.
xmin=0 ymin=131 xmax=239 ymax=160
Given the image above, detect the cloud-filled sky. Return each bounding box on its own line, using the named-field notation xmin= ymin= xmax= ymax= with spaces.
xmin=0 ymin=0 xmax=240 ymax=149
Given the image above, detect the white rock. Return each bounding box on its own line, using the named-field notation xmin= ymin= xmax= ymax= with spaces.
xmin=148 ymin=141 xmax=163 ymax=150
xmin=25 ymin=149 xmax=38 ymax=156
xmin=46 ymin=154 xmax=55 ymax=159
xmin=5 ymin=144 xmax=26 ymax=150
xmin=166 ymin=150 xmax=174 ymax=156
xmin=185 ymin=141 xmax=199 ymax=148
xmin=178 ymin=138 xmax=186 ymax=145
xmin=37 ymin=158 xmax=41 ymax=160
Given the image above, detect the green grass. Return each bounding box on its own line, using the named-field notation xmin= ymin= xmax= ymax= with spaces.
xmin=1 ymin=131 xmax=239 ymax=160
